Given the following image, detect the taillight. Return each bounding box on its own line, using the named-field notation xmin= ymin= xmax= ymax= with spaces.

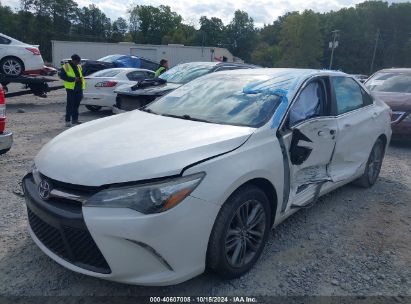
xmin=26 ymin=47 xmax=41 ymax=55
xmin=0 ymin=86 xmax=5 ymax=133
xmin=95 ymin=81 xmax=118 ymax=88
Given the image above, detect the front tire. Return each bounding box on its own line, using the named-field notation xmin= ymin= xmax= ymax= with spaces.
xmin=85 ymin=105 xmax=102 ymax=112
xmin=0 ymin=57 xmax=24 ymax=77
xmin=354 ymin=138 xmax=385 ymax=188
xmin=207 ymin=185 xmax=271 ymax=278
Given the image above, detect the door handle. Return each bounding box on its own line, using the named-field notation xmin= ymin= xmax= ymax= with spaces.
xmin=372 ymin=112 xmax=378 ymax=119
xmin=318 ymin=129 xmax=336 ymax=136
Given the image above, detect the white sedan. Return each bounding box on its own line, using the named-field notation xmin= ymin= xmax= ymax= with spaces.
xmin=82 ymin=68 xmax=155 ymax=111
xmin=0 ymin=33 xmax=44 ymax=77
xmin=23 ymin=69 xmax=391 ymax=286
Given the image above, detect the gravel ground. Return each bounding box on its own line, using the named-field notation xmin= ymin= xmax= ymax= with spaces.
xmin=0 ymin=87 xmax=410 ymax=297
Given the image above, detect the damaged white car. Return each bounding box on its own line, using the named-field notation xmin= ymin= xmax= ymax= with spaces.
xmin=23 ymin=69 xmax=391 ymax=286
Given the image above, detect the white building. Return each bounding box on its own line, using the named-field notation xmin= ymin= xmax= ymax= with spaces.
xmin=51 ymin=41 xmax=241 ymax=68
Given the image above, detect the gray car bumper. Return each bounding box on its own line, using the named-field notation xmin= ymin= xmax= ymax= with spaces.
xmin=0 ymin=132 xmax=13 ymax=155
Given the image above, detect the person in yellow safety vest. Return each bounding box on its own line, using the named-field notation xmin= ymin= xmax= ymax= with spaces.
xmin=58 ymin=54 xmax=86 ymax=127
xmin=154 ymin=59 xmax=169 ymax=77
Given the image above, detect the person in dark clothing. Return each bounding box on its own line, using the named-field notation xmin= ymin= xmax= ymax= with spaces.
xmin=155 ymin=59 xmax=169 ymax=77
xmin=59 ymin=54 xmax=86 ymax=127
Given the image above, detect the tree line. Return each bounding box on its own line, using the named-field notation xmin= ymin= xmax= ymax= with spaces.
xmin=1 ymin=0 xmax=410 ymax=74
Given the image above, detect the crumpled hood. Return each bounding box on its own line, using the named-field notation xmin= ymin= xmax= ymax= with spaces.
xmin=116 ymin=82 xmax=182 ymax=97
xmin=35 ymin=111 xmax=254 ymax=186
xmin=372 ymin=92 xmax=411 ymax=111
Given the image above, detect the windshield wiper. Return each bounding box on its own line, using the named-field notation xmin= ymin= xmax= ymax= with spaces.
xmin=161 ymin=113 xmax=211 ymax=123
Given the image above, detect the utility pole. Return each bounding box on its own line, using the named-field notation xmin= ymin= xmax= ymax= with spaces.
xmin=370 ymin=29 xmax=380 ymax=75
xmin=329 ymin=30 xmax=340 ymax=70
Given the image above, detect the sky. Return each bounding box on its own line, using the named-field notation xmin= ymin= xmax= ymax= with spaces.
xmin=5 ymin=0 xmax=409 ymax=27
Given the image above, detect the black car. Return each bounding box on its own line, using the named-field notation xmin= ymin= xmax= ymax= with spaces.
xmin=62 ymin=55 xmax=159 ymax=76
xmin=113 ymin=62 xmax=258 ymax=112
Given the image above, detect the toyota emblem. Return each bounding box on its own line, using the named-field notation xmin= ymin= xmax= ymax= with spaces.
xmin=38 ymin=180 xmax=51 ymax=200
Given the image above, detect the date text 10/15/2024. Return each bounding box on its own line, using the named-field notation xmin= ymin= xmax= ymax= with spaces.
xmin=150 ymin=297 xmax=258 ymax=303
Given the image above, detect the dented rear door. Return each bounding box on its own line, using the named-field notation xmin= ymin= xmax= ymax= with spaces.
xmin=328 ymin=76 xmax=377 ymax=181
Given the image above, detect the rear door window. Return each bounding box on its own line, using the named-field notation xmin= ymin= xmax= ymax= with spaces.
xmin=127 ymin=71 xmax=147 ymax=81
xmin=332 ymin=77 xmax=371 ymax=115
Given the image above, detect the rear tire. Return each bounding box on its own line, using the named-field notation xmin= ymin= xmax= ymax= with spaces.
xmin=354 ymin=138 xmax=385 ymax=188
xmin=85 ymin=105 xmax=102 ymax=112
xmin=0 ymin=57 xmax=24 ymax=77
xmin=207 ymin=185 xmax=271 ymax=278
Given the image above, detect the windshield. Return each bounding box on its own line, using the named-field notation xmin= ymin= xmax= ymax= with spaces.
xmin=159 ymin=63 xmax=216 ymax=84
xmin=98 ymin=55 xmax=124 ymax=63
xmin=366 ymin=72 xmax=411 ymax=93
xmin=146 ymin=74 xmax=282 ymax=127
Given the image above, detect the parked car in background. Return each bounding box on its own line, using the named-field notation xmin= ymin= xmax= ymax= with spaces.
xmin=24 ymin=68 xmax=391 ymax=285
xmin=0 ymin=84 xmax=12 ymax=154
xmin=82 ymin=68 xmax=155 ymax=111
xmin=0 ymin=33 xmax=45 ymax=77
xmin=366 ymin=68 xmax=411 ymax=141
xmin=114 ymin=61 xmax=258 ymax=112
xmin=77 ymin=55 xmax=159 ymax=76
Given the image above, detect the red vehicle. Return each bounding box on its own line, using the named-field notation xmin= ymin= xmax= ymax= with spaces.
xmin=0 ymin=84 xmax=13 ymax=154
xmin=366 ymin=68 xmax=411 ymax=141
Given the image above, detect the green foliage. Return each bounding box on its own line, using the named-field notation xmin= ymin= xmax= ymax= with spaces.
xmin=128 ymin=5 xmax=182 ymax=44
xmin=198 ymin=16 xmax=225 ymax=47
xmin=278 ymin=10 xmax=323 ymax=68
xmin=72 ymin=4 xmax=112 ymax=40
xmin=226 ymin=10 xmax=257 ymax=62
xmin=111 ymin=18 xmax=128 ymax=42
xmin=250 ymin=43 xmax=280 ymax=67
xmin=162 ymin=24 xmax=197 ymax=45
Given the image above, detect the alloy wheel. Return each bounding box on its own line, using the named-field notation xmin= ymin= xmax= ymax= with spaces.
xmin=3 ymin=59 xmax=22 ymax=76
xmin=224 ymin=199 xmax=266 ymax=268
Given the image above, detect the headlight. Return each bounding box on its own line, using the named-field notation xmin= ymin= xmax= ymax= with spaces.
xmin=85 ymin=173 xmax=205 ymax=214
xmin=31 ymin=163 xmax=42 ymax=185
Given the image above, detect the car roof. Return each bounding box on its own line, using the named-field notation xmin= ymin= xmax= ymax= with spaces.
xmin=195 ymin=68 xmax=348 ymax=96
xmin=375 ymin=68 xmax=411 ymax=74
xmin=210 ymin=68 xmax=347 ymax=77
xmin=98 ymin=54 xmax=158 ymax=63
xmin=215 ymin=62 xmax=259 ymax=68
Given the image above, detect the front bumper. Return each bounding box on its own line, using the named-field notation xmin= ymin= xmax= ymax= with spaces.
xmin=23 ymin=174 xmax=220 ymax=285
xmin=0 ymin=132 xmax=13 ymax=154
